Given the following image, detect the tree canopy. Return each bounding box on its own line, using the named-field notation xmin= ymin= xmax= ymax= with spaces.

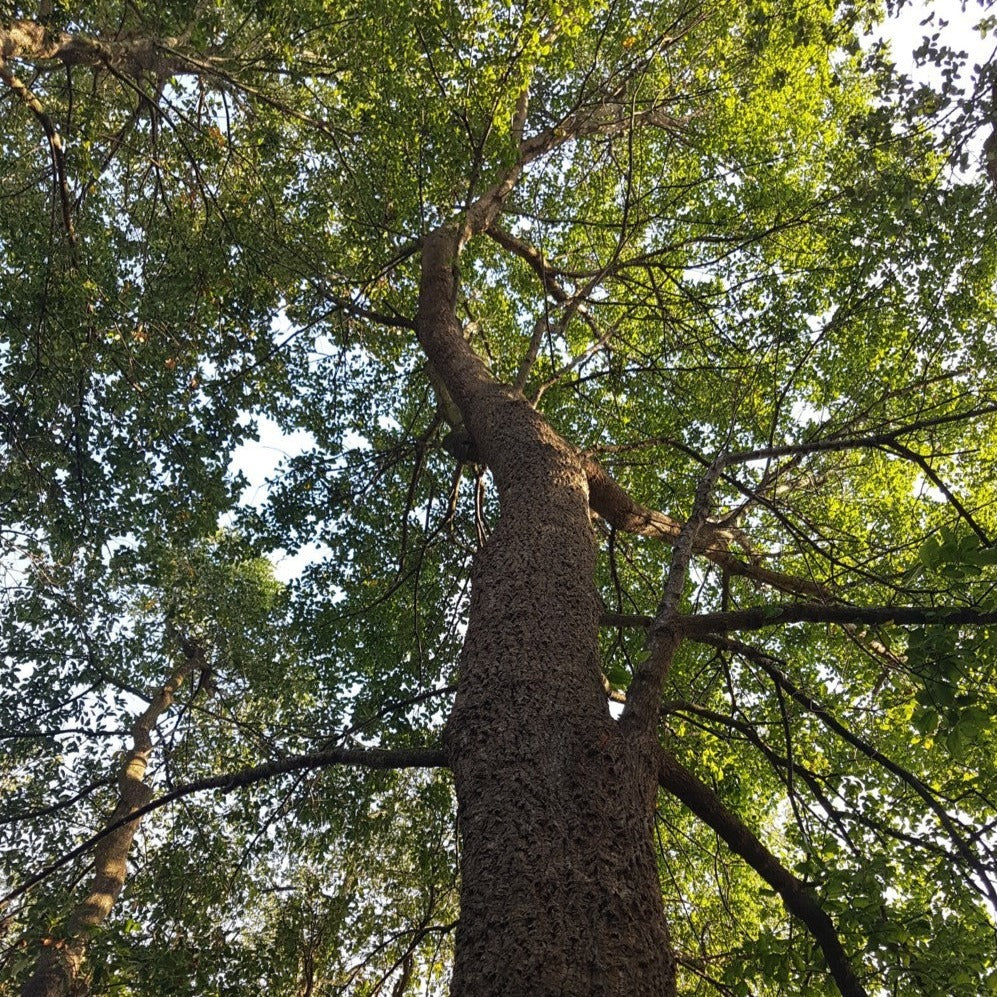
xmin=2 ymin=1 xmax=997 ymax=994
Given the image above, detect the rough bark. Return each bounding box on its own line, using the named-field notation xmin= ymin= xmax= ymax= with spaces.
xmin=419 ymin=228 xmax=675 ymax=995
xmin=1 ymin=20 xmax=193 ymax=77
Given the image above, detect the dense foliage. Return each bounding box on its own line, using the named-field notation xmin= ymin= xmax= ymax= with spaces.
xmin=2 ymin=0 xmax=997 ymax=993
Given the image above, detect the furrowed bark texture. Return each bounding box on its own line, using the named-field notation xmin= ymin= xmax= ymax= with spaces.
xmin=419 ymin=228 xmax=675 ymax=996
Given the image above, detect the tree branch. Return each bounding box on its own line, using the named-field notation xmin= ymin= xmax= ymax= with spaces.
xmin=21 ymin=641 xmax=202 ymax=996
xmin=719 ymin=402 xmax=997 ymax=468
xmin=1 ymin=20 xmax=186 ymax=76
xmin=622 ymin=455 xmax=725 ymax=727
xmin=0 ymin=56 xmax=75 ymax=243
xmin=682 ymin=602 xmax=997 ymax=635
xmin=603 ymin=603 xmax=997 ymax=633
xmin=657 ymin=748 xmax=868 ymax=997
xmin=3 ymin=744 xmax=446 ymax=912
xmin=584 ymin=457 xmax=829 ymax=599
xmin=693 ymin=633 xmax=997 ymax=909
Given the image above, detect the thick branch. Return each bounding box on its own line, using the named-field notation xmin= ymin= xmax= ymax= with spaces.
xmin=0 ymin=58 xmax=74 ymax=243
xmin=584 ymin=457 xmax=828 ymax=599
xmin=622 ymin=457 xmax=725 ymax=728
xmin=657 ymin=749 xmax=868 ymax=997
xmin=1 ymin=20 xmax=192 ymax=76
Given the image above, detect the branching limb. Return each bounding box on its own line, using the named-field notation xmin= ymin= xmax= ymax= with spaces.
xmin=0 ymin=57 xmax=75 ymax=244
xmin=719 ymin=402 xmax=997 ymax=469
xmin=695 ymin=633 xmax=997 ymax=909
xmin=485 ymin=226 xmax=622 ymax=403
xmin=20 ymin=639 xmax=203 ymax=997
xmin=487 ymin=225 xmax=572 ymax=304
xmin=657 ymin=748 xmax=869 ymax=997
xmin=583 ymin=457 xmax=828 ymax=599
xmin=621 ymin=456 xmax=726 ymax=728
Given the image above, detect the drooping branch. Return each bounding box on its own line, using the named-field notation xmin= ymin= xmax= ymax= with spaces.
xmin=694 ymin=633 xmax=997 ymax=909
xmin=886 ymin=440 xmax=991 ymax=547
xmin=657 ymin=748 xmax=868 ymax=997
xmin=0 ymin=56 xmax=75 ymax=243
xmin=5 ymin=743 xmax=447 ymax=914
xmin=667 ymin=692 xmax=996 ymax=872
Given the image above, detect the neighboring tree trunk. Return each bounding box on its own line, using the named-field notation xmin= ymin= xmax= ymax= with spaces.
xmin=419 ymin=227 xmax=676 ymax=996
xmin=22 ymin=654 xmax=197 ymax=997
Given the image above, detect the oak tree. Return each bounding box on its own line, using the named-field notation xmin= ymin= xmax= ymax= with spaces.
xmin=2 ymin=1 xmax=997 ymax=994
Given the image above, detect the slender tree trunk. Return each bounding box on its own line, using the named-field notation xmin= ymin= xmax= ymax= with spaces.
xmin=22 ymin=656 xmax=195 ymax=997
xmin=418 ymin=228 xmax=676 ymax=996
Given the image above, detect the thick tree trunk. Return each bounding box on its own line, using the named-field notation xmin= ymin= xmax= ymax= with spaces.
xmin=444 ymin=425 xmax=676 ymax=996
xmin=418 ymin=228 xmax=675 ymax=995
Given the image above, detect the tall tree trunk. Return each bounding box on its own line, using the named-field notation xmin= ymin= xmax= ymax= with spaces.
xmin=419 ymin=228 xmax=676 ymax=996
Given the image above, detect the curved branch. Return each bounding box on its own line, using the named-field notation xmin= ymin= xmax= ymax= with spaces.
xmin=0 ymin=58 xmax=75 ymax=243
xmin=657 ymin=748 xmax=868 ymax=997
xmin=695 ymin=633 xmax=997 ymax=909
xmin=4 ymin=744 xmax=446 ymax=914
xmin=21 ymin=644 xmax=201 ymax=997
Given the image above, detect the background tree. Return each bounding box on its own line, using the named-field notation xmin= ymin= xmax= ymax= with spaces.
xmin=2 ymin=1 xmax=997 ymax=994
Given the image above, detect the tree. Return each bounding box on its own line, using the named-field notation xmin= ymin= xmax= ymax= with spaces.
xmin=2 ymin=0 xmax=997 ymax=993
